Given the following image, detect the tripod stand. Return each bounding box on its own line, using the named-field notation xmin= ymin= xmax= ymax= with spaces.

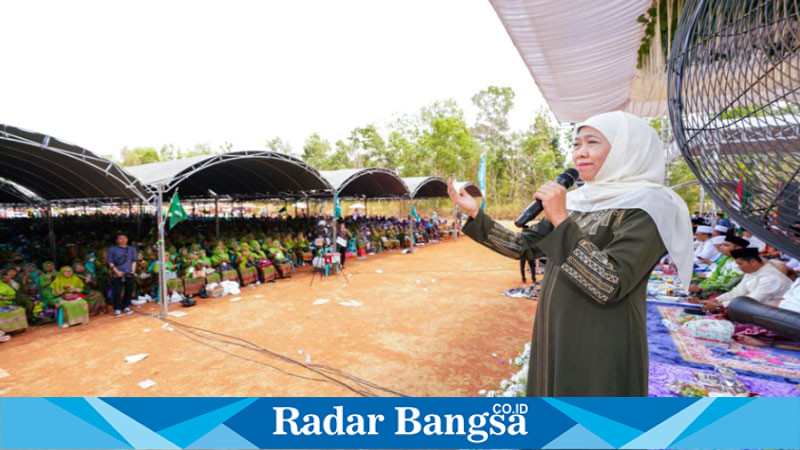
xmin=309 ymin=247 xmax=349 ymax=287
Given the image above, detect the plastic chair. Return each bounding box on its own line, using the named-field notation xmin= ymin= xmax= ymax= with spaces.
xmin=348 ymin=238 xmax=357 ymax=254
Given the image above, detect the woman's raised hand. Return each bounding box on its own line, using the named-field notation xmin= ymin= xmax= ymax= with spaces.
xmin=447 ymin=177 xmax=479 ymax=218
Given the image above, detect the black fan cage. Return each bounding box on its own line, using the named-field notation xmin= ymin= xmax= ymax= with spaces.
xmin=669 ymin=0 xmax=800 ymax=259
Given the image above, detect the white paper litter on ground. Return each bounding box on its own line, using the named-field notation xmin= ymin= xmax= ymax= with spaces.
xmin=254 ymin=294 xmax=264 ymax=298
xmin=137 ymin=379 xmax=156 ymax=390
xmin=431 ymin=278 xmax=436 ymax=283
xmin=478 ymin=389 xmax=486 ymax=395
xmin=415 ymin=280 xmax=422 ymax=284
xmin=422 ymin=288 xmax=428 ymax=292
xmin=305 ymin=354 xmax=311 ymax=363
xmin=168 ymin=311 xmax=188 ymax=318
xmin=0 ymin=369 xmax=9 ymax=379
xmin=125 ymin=354 xmax=149 ymax=364
xmin=0 ymin=387 xmax=10 ymax=395
xmin=142 ymin=328 xmax=151 ymax=333
xmin=161 ymin=323 xmax=169 ymax=329
xmin=230 ymin=297 xmax=242 ymax=302
xmin=338 ymin=300 xmax=363 ymax=307
xmin=313 ymin=299 xmax=330 ymax=305
xmin=375 ymin=269 xmax=383 ymax=273
xmin=492 ymin=353 xmax=498 ymax=358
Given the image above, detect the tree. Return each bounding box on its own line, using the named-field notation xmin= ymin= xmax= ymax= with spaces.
xmin=350 ymin=125 xmax=393 ymax=169
xmin=182 ymin=143 xmax=218 ymax=159
xmin=266 ymin=137 xmax=293 ymax=155
xmin=471 ymin=86 xmax=515 ymax=205
xmin=418 ymin=100 xmax=480 ymax=179
xmin=326 ymin=140 xmax=355 ymax=170
xmin=159 ymin=144 xmax=177 ymax=161
xmin=302 ymin=133 xmax=332 ymax=168
xmin=120 ymin=147 xmax=161 ymax=166
xmin=219 ymin=141 xmax=234 ymax=153
xmin=508 ymin=109 xmax=565 ymax=203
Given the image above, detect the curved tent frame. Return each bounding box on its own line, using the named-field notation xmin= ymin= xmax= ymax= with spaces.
xmin=126 ymin=151 xmax=333 ymax=201
xmin=403 ymin=176 xmax=448 ymax=199
xmin=0 ymin=179 xmax=43 ymax=205
xmin=0 ymin=124 xmax=149 ymax=202
xmin=454 ymin=181 xmax=482 ymax=198
xmin=321 ymin=168 xmax=409 ymax=199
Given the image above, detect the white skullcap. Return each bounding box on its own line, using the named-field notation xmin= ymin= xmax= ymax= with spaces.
xmin=696 ymin=225 xmax=713 ymax=234
xmin=714 ymin=225 xmax=728 ymax=233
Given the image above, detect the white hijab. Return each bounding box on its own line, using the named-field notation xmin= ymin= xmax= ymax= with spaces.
xmin=566 ymin=111 xmax=694 ymax=291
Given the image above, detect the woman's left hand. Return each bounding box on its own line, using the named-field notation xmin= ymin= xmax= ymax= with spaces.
xmin=534 ymin=181 xmax=569 ymax=227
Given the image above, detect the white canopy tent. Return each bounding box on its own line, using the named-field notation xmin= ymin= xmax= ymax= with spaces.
xmin=489 ymin=0 xmax=663 ymax=123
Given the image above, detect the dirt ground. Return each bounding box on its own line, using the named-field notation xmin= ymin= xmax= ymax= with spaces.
xmin=0 ymin=236 xmax=536 ymax=397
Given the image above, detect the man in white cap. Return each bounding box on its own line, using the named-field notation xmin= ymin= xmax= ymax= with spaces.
xmin=742 ymin=229 xmax=766 ymax=252
xmin=694 ymin=225 xmax=719 ymax=266
xmin=712 ymin=224 xmax=728 ymax=237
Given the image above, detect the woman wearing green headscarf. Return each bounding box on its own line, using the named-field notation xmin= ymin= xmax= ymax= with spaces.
xmin=211 ymin=245 xmax=232 ymax=269
xmin=0 ymin=270 xmax=18 ymax=307
xmin=268 ymin=239 xmax=293 ymax=278
xmin=73 ymin=262 xmax=107 ymax=315
xmin=38 ymin=261 xmax=58 ymax=309
xmin=0 ymin=270 xmax=28 ymax=334
xmin=50 ymin=266 xmax=89 ymax=327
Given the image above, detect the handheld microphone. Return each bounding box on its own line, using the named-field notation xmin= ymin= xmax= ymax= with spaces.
xmin=513 ymin=168 xmax=580 ymax=228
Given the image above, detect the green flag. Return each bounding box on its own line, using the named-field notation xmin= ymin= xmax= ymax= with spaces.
xmin=411 ymin=202 xmax=420 ymax=222
xmin=334 ymin=192 xmax=342 ymax=219
xmin=167 ymin=191 xmax=188 ymax=229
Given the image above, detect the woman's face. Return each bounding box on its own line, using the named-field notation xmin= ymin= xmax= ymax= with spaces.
xmin=63 ymin=268 xmax=73 ymax=278
xmin=572 ymin=126 xmax=611 ymax=182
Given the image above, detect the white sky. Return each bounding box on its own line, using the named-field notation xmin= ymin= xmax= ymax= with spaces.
xmin=1 ymin=0 xmax=547 ymax=158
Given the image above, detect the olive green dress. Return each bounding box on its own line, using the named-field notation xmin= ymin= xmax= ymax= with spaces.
xmin=463 ymin=208 xmax=666 ymax=396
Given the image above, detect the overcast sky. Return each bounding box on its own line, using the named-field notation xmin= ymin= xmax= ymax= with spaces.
xmin=1 ymin=0 xmax=547 ymax=157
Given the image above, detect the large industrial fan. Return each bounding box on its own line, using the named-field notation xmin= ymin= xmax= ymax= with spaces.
xmin=669 ymin=0 xmax=800 ymax=258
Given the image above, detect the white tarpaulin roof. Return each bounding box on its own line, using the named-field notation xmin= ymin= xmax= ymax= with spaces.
xmin=490 ymin=0 xmax=665 ymax=123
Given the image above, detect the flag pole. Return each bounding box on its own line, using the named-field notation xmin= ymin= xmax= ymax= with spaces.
xmin=157 ymin=184 xmax=168 ymax=317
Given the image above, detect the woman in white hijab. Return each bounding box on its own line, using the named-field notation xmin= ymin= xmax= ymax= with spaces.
xmin=449 ymin=111 xmax=693 ymax=396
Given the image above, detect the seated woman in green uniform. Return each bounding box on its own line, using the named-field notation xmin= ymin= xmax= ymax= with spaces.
xmin=38 ymin=261 xmax=58 ymax=309
xmin=50 ymin=266 xmax=90 ymax=327
xmin=1 ymin=269 xmax=33 ymax=319
xmin=72 ymin=262 xmax=106 ymax=315
xmin=450 ymin=111 xmax=693 ymax=397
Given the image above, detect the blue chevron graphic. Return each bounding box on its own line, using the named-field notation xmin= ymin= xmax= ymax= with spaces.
xmin=186 ymin=424 xmax=258 ymax=449
xmin=542 ymin=424 xmax=614 ymax=449
xmin=620 ymin=397 xmax=713 ymax=449
xmin=46 ymin=397 xmax=131 ymax=447
xmin=1 ymin=397 xmax=131 ymax=449
xmin=86 ymin=398 xmax=180 ymax=449
xmin=667 ymin=396 xmax=753 ymax=445
xmin=670 ymin=398 xmax=800 ymax=449
xmin=543 ymin=398 xmax=643 ymax=448
xmin=158 ymin=398 xmax=258 ymax=448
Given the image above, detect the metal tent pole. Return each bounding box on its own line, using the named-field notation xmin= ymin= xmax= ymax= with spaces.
xmin=408 ymin=197 xmax=415 ymax=253
xmin=156 ymin=184 xmax=168 ymax=317
xmin=47 ymin=203 xmax=57 ymax=264
xmin=214 ymin=195 xmax=220 ymax=239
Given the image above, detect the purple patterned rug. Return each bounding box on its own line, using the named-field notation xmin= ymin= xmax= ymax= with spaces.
xmin=647 ymin=303 xmax=800 ymax=397
xmin=649 ymin=361 xmax=800 ymax=397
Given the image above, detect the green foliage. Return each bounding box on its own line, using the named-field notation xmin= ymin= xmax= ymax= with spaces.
xmin=120 ymin=146 xmax=161 ymax=166
xmin=302 ymin=133 xmax=332 ymax=169
xmin=120 ymin=142 xmax=224 ymax=167
xmin=266 ymin=137 xmax=293 ymax=155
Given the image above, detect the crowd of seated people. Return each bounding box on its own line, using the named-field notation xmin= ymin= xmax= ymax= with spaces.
xmin=0 ymin=212 xmax=450 ymax=339
xmin=683 ymin=214 xmax=800 ymax=349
